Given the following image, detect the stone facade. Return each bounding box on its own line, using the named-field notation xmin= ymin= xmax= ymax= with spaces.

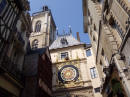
xmin=83 ymin=0 xmax=130 ymax=96
xmin=49 ymin=34 xmax=102 ymax=97
xmin=29 ymin=6 xmax=56 ymax=50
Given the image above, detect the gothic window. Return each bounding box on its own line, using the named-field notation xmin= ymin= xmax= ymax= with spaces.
xmin=32 ymin=39 xmax=38 ymax=49
xmin=90 ymin=67 xmax=97 ymax=79
xmin=35 ymin=21 xmax=41 ymax=32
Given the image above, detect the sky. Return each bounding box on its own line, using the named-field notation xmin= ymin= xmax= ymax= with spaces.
xmin=29 ymin=0 xmax=90 ymax=44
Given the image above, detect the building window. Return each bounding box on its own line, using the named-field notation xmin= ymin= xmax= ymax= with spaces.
xmin=93 ymin=36 xmax=96 ymax=42
xmin=90 ymin=67 xmax=97 ymax=79
xmin=94 ymin=87 xmax=100 ymax=93
xmin=104 ymin=55 xmax=109 ymax=66
xmin=90 ymin=17 xmax=93 ymax=24
xmin=0 ymin=0 xmax=7 ymax=14
xmin=94 ymin=24 xmax=97 ymax=31
xmin=99 ymin=0 xmax=104 ymax=4
xmin=101 ymin=48 xmax=104 ymax=56
xmin=35 ymin=21 xmax=41 ymax=32
xmin=61 ymin=52 xmax=68 ymax=59
xmin=32 ymin=39 xmax=38 ymax=49
xmin=88 ymin=9 xmax=90 ymax=16
xmin=86 ymin=49 xmax=92 ymax=57
xmin=60 ymin=38 xmax=68 ymax=46
xmin=100 ymin=60 xmax=103 ymax=66
xmin=109 ymin=17 xmax=123 ymax=38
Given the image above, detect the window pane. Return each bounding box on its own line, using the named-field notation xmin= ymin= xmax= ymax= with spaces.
xmin=95 ymin=87 xmax=100 ymax=93
xmin=86 ymin=49 xmax=91 ymax=57
xmin=61 ymin=52 xmax=68 ymax=59
xmin=90 ymin=67 xmax=97 ymax=79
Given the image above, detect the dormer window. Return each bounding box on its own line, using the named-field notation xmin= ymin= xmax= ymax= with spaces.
xmin=60 ymin=38 xmax=68 ymax=45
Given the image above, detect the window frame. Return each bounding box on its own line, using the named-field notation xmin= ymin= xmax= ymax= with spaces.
xmin=60 ymin=52 xmax=68 ymax=59
xmin=90 ymin=67 xmax=97 ymax=79
xmin=94 ymin=87 xmax=101 ymax=93
xmin=86 ymin=49 xmax=92 ymax=57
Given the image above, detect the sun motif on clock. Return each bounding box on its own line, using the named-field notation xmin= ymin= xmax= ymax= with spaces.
xmin=58 ymin=65 xmax=79 ymax=82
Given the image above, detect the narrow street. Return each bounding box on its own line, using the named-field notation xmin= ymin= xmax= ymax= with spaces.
xmin=0 ymin=0 xmax=130 ymax=97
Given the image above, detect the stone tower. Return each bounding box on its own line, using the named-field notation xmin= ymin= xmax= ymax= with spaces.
xmin=29 ymin=6 xmax=56 ymax=50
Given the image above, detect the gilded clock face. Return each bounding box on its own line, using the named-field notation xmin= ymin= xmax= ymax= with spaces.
xmin=58 ymin=65 xmax=79 ymax=82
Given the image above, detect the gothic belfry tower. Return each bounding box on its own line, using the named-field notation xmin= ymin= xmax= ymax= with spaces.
xmin=29 ymin=6 xmax=56 ymax=50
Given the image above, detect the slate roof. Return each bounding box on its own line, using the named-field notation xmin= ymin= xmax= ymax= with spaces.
xmin=49 ymin=34 xmax=84 ymax=50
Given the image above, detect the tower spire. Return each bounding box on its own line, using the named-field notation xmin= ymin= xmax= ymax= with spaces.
xmin=69 ymin=25 xmax=72 ymax=34
xmin=63 ymin=29 xmax=65 ymax=35
xmin=56 ymin=27 xmax=59 ymax=36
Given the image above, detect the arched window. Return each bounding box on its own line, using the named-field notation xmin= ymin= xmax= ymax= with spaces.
xmin=32 ymin=39 xmax=38 ymax=49
xmin=35 ymin=21 xmax=41 ymax=32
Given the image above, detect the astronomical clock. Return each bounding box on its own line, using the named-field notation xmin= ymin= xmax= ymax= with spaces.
xmin=56 ymin=62 xmax=84 ymax=89
xmin=58 ymin=65 xmax=79 ymax=83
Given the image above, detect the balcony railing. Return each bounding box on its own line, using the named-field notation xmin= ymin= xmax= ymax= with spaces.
xmin=0 ymin=55 xmax=23 ymax=83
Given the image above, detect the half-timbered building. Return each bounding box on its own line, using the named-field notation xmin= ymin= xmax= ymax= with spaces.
xmin=0 ymin=0 xmax=31 ymax=96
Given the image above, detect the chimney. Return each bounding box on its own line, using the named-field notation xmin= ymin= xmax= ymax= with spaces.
xmin=76 ymin=32 xmax=80 ymax=42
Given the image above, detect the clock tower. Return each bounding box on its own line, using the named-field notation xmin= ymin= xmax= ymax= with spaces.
xmin=29 ymin=6 xmax=56 ymax=50
xmin=49 ymin=32 xmax=102 ymax=97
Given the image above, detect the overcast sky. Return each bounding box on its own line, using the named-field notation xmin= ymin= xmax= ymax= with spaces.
xmin=29 ymin=0 xmax=90 ymax=44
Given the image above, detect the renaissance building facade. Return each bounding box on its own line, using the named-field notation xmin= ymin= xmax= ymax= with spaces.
xmin=49 ymin=32 xmax=102 ymax=97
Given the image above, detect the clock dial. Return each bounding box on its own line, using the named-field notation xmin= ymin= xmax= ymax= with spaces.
xmin=58 ymin=65 xmax=79 ymax=82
